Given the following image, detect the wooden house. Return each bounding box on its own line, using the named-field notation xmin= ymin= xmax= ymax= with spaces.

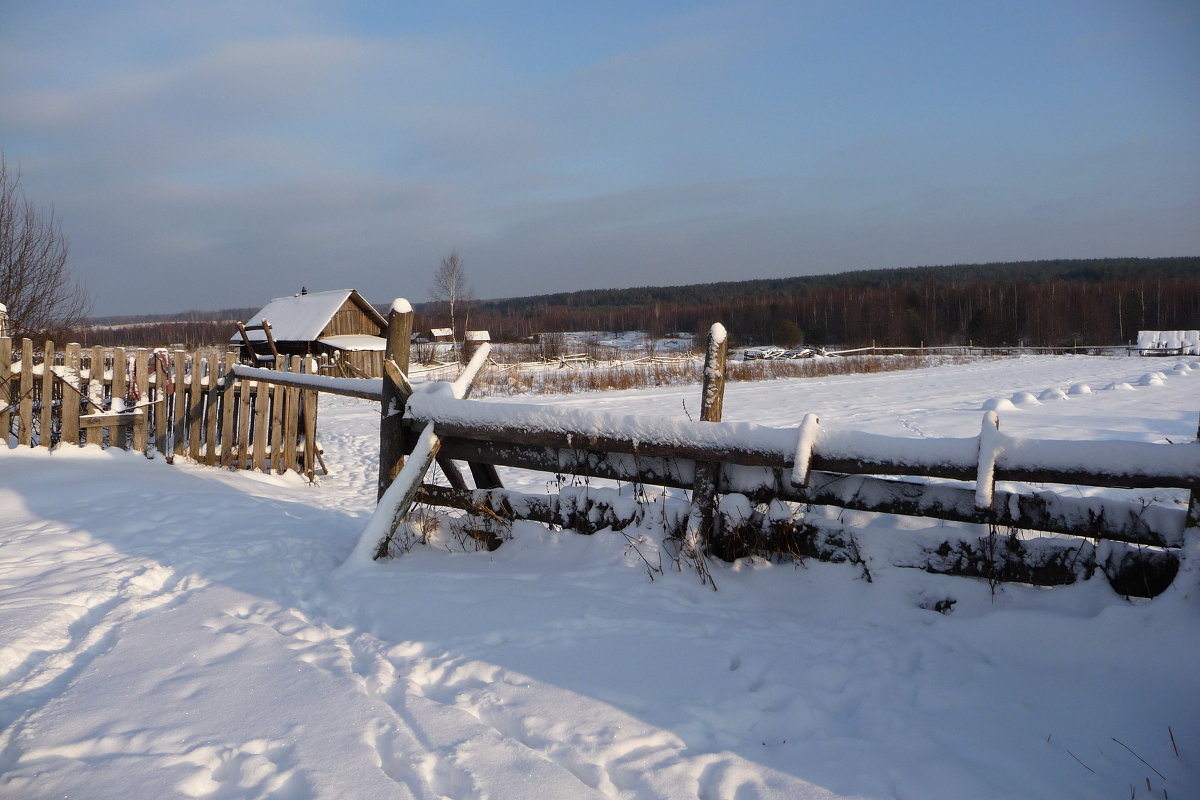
xmin=234 ymin=289 xmax=388 ymax=377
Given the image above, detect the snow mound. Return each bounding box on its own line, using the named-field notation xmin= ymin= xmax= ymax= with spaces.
xmin=1038 ymin=387 xmax=1068 ymax=402
xmin=981 ymin=397 xmax=1017 ymax=411
xmin=1067 ymin=383 xmax=1093 ymax=395
xmin=1137 ymin=372 xmax=1166 ymax=386
xmin=1009 ymin=391 xmax=1041 ymax=406
xmin=1105 ymin=381 xmax=1135 ymax=391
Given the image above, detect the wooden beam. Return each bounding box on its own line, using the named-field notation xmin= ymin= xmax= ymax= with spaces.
xmin=61 ymin=343 xmax=81 ymax=448
xmin=373 ymin=422 xmax=440 ymax=559
xmin=39 ymin=340 xmax=54 ymax=448
xmin=231 ymin=364 xmax=381 ymax=400
xmin=406 ymin=401 xmax=1200 ymax=489
xmin=0 ymin=337 xmax=11 ymax=446
xmin=153 ymin=351 xmax=169 ymax=457
xmin=426 ymin=432 xmax=1185 ymax=548
xmin=218 ymin=353 xmax=237 ymax=467
xmin=171 ymin=351 xmax=186 ymax=461
xmin=133 ymin=349 xmax=150 ymax=454
xmin=260 ymin=318 xmax=280 ymax=364
xmin=79 ymin=411 xmax=145 ymax=429
xmin=691 ymin=323 xmax=728 ymax=551
xmin=18 ymin=339 xmax=33 ymax=446
xmin=379 ymin=300 xmax=413 ymax=499
xmin=411 ymin=483 xmax=1178 ymax=598
xmin=85 ymin=345 xmax=105 ymax=446
xmin=188 ymin=354 xmax=205 ymax=461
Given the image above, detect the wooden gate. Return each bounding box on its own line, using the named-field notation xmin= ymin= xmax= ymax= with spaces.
xmin=1 ymin=337 xmax=322 ymax=479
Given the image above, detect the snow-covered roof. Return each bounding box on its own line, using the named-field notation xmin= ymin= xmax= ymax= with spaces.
xmin=232 ymin=289 xmax=384 ymax=343
xmin=465 ymin=330 xmax=491 ymax=342
xmin=318 ymin=335 xmax=387 ymax=352
xmin=430 ymin=327 xmax=453 ymax=338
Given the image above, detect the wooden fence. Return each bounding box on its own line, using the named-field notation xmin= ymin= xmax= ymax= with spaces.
xmin=1 ymin=337 xmax=322 ymax=479
xmin=358 ymin=313 xmax=1199 ymax=599
xmin=143 ymin=307 xmax=1199 ymax=599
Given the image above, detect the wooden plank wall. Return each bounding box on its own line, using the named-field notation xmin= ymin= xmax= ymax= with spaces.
xmin=0 ymin=337 xmax=321 ymax=479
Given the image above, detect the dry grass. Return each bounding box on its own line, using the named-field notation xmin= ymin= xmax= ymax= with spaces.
xmin=468 ymin=353 xmax=962 ymax=398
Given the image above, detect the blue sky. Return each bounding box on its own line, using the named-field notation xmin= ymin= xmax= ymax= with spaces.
xmin=1 ymin=1 xmax=1197 ymax=315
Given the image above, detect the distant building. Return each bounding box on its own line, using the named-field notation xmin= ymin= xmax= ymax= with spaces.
xmin=463 ymin=330 xmax=491 ymax=359
xmin=233 ymin=289 xmax=388 ymax=376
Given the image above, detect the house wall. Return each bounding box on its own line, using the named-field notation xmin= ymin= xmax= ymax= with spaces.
xmin=322 ymin=301 xmax=384 ymax=338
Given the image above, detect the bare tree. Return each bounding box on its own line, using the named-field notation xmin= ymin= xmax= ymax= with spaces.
xmin=430 ymin=249 xmax=472 ymax=344
xmin=0 ymin=156 xmax=89 ymax=340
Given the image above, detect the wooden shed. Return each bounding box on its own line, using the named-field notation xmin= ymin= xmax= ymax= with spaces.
xmin=234 ymin=289 xmax=388 ymax=377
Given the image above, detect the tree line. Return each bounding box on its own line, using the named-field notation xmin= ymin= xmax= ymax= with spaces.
xmin=436 ymin=258 xmax=1200 ymax=347
xmin=45 ymin=257 xmax=1200 ymax=350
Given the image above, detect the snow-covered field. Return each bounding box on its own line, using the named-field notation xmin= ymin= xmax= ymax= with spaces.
xmin=1 ymin=354 xmax=1197 ymax=799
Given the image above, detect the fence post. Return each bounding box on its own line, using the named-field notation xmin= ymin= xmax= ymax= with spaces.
xmin=154 ymin=351 xmax=169 ymax=458
xmin=188 ymin=353 xmax=206 ymax=461
xmin=171 ymin=351 xmax=186 ymax=461
xmin=303 ymin=355 xmax=318 ymax=481
xmin=39 ymin=340 xmax=54 ymax=448
xmin=283 ymin=355 xmax=301 ymax=473
xmin=691 ymin=323 xmax=728 ymax=553
xmin=18 ymin=339 xmax=33 ymax=446
xmin=134 ymin=349 xmax=150 ymax=454
xmin=112 ymin=346 xmax=128 ymax=449
xmin=0 ymin=336 xmax=10 ymax=447
xmin=379 ymin=299 xmax=413 ymax=499
xmin=62 ymin=343 xmax=81 ymax=447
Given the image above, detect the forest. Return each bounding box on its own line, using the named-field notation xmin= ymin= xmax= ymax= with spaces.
xmin=426 ymin=257 xmax=1200 ymax=347
xmin=75 ymin=257 xmax=1199 ymax=349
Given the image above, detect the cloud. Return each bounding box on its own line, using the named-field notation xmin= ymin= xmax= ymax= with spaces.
xmin=1 ymin=2 xmax=1197 ymax=314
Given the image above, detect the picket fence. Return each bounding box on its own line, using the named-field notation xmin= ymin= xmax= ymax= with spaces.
xmin=0 ymin=337 xmax=321 ymax=479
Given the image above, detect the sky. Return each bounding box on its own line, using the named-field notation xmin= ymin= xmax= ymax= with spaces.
xmin=1 ymin=1 xmax=1198 ymax=317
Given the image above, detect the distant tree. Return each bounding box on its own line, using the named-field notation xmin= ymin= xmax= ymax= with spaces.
xmin=773 ymin=319 xmax=804 ymax=348
xmin=0 ymin=156 xmax=89 ymax=340
xmin=430 ymin=250 xmax=473 ymax=345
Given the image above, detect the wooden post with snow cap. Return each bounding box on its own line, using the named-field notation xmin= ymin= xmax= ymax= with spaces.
xmin=378 ymin=298 xmax=413 ymax=500
xmin=975 ymin=411 xmax=1001 ymax=512
xmin=690 ymin=323 xmax=729 ymax=555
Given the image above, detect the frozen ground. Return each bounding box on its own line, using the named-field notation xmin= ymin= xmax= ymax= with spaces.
xmin=1 ymin=354 xmax=1197 ymax=799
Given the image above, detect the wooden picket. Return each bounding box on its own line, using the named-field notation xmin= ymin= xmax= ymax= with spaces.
xmin=0 ymin=337 xmax=323 ymax=480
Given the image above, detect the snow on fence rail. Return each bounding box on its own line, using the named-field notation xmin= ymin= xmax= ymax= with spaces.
xmin=334 ymin=304 xmax=1200 ymax=599
xmin=1 ymin=336 xmax=322 ymax=478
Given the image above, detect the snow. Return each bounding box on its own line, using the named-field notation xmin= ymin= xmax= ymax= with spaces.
xmin=1 ymin=354 xmax=1199 ymax=799
xmin=1138 ymin=330 xmax=1200 ymax=354
xmin=318 ymin=334 xmax=387 ymax=352
xmin=391 ymin=298 xmax=413 ymax=315
xmin=708 ymin=323 xmax=727 ymax=347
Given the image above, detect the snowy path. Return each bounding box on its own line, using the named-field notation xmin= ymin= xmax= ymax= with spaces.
xmin=1 ymin=356 xmax=1198 ymax=799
